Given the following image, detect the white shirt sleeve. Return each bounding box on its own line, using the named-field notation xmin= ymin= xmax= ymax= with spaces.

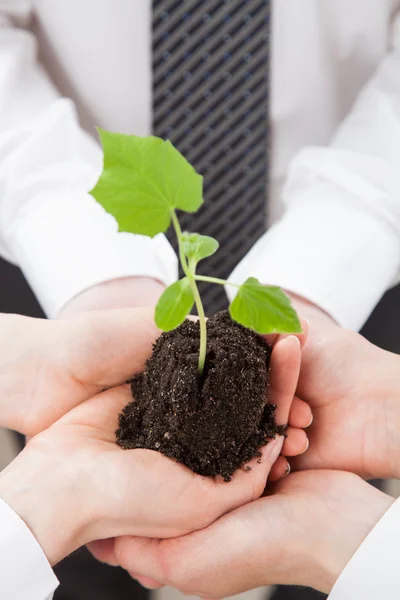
xmin=0 ymin=496 xmax=58 ymax=600
xmin=228 ymin=51 xmax=400 ymax=331
xmin=0 ymin=12 xmax=177 ymax=318
xmin=329 ymin=497 xmax=400 ymax=599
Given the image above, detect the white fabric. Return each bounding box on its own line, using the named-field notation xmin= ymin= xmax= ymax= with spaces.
xmin=1 ymin=1 xmax=400 ymax=324
xmin=329 ymin=497 xmax=400 ymax=599
xmin=0 ymin=496 xmax=58 ymax=600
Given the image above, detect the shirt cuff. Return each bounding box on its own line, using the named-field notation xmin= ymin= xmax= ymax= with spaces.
xmin=0 ymin=496 xmax=58 ymax=600
xmin=329 ymin=497 xmax=400 ymax=600
xmin=227 ymin=184 xmax=400 ymax=330
xmin=6 ymin=190 xmax=178 ymax=318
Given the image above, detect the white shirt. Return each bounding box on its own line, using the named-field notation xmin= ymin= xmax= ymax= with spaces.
xmin=1 ymin=1 xmax=400 ymax=598
xmin=1 ymin=1 xmax=400 ymax=326
xmin=0 ymin=497 xmax=57 ymax=600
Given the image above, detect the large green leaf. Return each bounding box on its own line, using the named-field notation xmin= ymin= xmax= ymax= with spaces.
xmin=90 ymin=130 xmax=203 ymax=237
xmin=182 ymin=232 xmax=219 ymax=266
xmin=229 ymin=277 xmax=301 ymax=334
xmin=155 ymin=278 xmax=194 ymax=331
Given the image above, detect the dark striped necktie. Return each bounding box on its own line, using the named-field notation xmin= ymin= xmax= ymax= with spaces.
xmin=153 ymin=0 xmax=270 ymax=314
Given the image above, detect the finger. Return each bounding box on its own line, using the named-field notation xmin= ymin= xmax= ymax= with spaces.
xmin=296 ymin=318 xmax=308 ymax=348
xmin=58 ymin=384 xmax=132 ymax=440
xmin=282 ymin=427 xmax=309 ymax=457
xmin=7 ymin=307 xmax=160 ymax=436
xmin=265 ymin=318 xmax=308 ymax=349
xmin=114 ymin=496 xmax=274 ymax=597
xmin=289 ymin=397 xmax=313 ymax=429
xmin=268 ymin=335 xmax=301 ymax=425
xmin=87 ymin=539 xmax=119 ymax=566
xmin=268 ymin=455 xmax=291 ymax=482
xmin=62 ymin=306 xmax=160 ymax=391
xmin=116 ymin=538 xmax=163 ymax=583
xmin=132 ymin=574 xmax=165 ymax=589
xmin=210 ymin=436 xmax=284 ymax=513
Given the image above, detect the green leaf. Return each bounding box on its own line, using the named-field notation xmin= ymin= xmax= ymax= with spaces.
xmin=155 ymin=278 xmax=194 ymax=331
xmin=90 ymin=130 xmax=203 ymax=237
xmin=229 ymin=277 xmax=302 ymax=334
xmin=182 ymin=232 xmax=219 ymax=265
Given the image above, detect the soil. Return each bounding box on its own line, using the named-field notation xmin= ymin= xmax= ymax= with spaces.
xmin=116 ymin=311 xmax=285 ymax=481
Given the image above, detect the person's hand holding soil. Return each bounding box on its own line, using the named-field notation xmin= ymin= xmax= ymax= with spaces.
xmin=291 ymin=317 xmax=400 ymax=479
xmin=110 ymin=470 xmax=393 ymax=597
xmin=0 ymin=308 xmax=309 ymax=570
xmin=0 ymin=331 xmax=302 ymax=567
xmin=87 ymin=329 xmax=310 ymax=568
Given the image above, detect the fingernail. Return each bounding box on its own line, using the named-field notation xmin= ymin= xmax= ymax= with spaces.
xmin=285 ymin=335 xmax=301 ymax=346
xmin=284 ymin=461 xmax=291 ymax=477
xmin=301 ymin=437 xmax=310 ymax=454
xmin=305 ymin=413 xmax=313 ymax=428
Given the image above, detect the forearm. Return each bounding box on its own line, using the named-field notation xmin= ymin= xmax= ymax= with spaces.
xmin=0 ymin=445 xmax=87 ymax=566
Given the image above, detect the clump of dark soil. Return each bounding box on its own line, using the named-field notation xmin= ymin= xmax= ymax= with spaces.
xmin=117 ymin=311 xmax=284 ymax=481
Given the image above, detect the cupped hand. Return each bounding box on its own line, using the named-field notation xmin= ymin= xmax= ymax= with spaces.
xmin=85 ymin=331 xmax=310 ymax=570
xmin=292 ymin=317 xmax=400 ymax=479
xmin=108 ymin=470 xmax=393 ymax=597
xmin=0 ymin=332 xmax=297 ymax=566
xmin=0 ymin=307 xmax=160 ymax=435
xmin=0 ymin=306 xmax=310 ymax=461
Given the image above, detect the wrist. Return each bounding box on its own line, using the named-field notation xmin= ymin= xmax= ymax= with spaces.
xmin=302 ymin=477 xmax=394 ymax=593
xmin=0 ymin=442 xmax=89 ymax=565
xmin=384 ymin=352 xmax=400 ymax=479
xmin=59 ymin=276 xmax=165 ymax=317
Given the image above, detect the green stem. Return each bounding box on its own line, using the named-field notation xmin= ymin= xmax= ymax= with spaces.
xmin=170 ymin=210 xmax=190 ymax=277
xmin=194 ymin=275 xmax=240 ymax=288
xmin=188 ymin=278 xmax=207 ymax=373
xmin=170 ymin=209 xmax=207 ymax=373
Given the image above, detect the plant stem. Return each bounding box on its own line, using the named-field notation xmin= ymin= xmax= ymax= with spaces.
xmin=170 ymin=210 xmax=190 ymax=277
xmin=189 ymin=277 xmax=207 ymax=373
xmin=194 ymin=275 xmax=240 ymax=288
xmin=170 ymin=209 xmax=207 ymax=373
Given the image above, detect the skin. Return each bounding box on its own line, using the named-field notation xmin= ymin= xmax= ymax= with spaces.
xmin=60 ymin=277 xmax=312 ymax=477
xmin=110 ymin=471 xmax=393 ymax=596
xmin=0 ymin=305 xmax=305 ymax=566
xmin=92 ymin=290 xmax=400 ymax=595
xmin=293 ymin=316 xmax=400 ymax=479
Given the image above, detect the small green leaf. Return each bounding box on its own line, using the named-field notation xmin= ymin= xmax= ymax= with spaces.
xmin=155 ymin=278 xmax=194 ymax=331
xmin=90 ymin=130 xmax=203 ymax=237
xmin=182 ymin=232 xmax=219 ymax=265
xmin=229 ymin=277 xmax=301 ymax=334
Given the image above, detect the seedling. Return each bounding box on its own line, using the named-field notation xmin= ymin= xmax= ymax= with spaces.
xmin=90 ymin=130 xmax=301 ymax=373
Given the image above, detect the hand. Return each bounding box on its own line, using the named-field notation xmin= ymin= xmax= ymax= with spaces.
xmin=0 ymin=307 xmax=161 ymax=435
xmin=58 ymin=276 xmax=165 ymax=317
xmin=292 ymin=317 xmax=400 ymax=479
xmin=59 ymin=277 xmax=312 ymax=478
xmin=108 ymin=470 xmax=393 ymax=597
xmin=0 ymin=331 xmax=302 ymax=566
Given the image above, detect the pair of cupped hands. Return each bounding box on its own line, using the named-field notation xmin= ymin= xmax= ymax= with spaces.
xmin=0 ymin=284 xmax=399 ymax=597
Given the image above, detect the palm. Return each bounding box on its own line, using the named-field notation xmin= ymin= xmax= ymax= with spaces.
xmin=293 ymin=321 xmax=400 ymax=478
xmin=26 ymin=322 xmax=304 ymax=544
xmin=28 ymin=383 xmax=283 ymax=542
